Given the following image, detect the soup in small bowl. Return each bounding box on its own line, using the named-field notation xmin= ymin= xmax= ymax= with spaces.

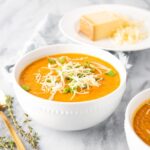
xmin=125 ymin=88 xmax=150 ymax=150
xmin=13 ymin=44 xmax=126 ymax=131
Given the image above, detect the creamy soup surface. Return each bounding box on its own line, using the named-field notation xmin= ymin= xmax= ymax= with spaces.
xmin=133 ymin=100 xmax=150 ymax=146
xmin=19 ymin=53 xmax=120 ymax=102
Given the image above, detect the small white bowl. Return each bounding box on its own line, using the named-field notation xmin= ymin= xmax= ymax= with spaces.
xmin=125 ymin=88 xmax=150 ymax=150
xmin=13 ymin=44 xmax=126 ymax=131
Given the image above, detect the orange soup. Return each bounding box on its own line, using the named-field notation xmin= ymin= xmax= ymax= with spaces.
xmin=133 ymin=100 xmax=150 ymax=146
xmin=19 ymin=53 xmax=120 ymax=102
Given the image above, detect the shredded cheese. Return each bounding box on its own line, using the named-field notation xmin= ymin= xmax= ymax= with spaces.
xmin=35 ymin=56 xmax=111 ymax=100
xmin=112 ymin=21 xmax=148 ymax=45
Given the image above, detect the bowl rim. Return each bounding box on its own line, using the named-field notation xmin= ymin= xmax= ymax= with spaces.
xmin=13 ymin=43 xmax=126 ymax=105
xmin=125 ymin=88 xmax=150 ymax=148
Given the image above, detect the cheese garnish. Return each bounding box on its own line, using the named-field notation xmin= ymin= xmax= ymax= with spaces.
xmin=35 ymin=56 xmax=112 ymax=100
xmin=112 ymin=21 xmax=148 ymax=44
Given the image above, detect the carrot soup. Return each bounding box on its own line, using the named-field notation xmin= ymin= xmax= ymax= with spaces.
xmin=19 ymin=53 xmax=120 ymax=102
xmin=133 ymin=100 xmax=150 ymax=146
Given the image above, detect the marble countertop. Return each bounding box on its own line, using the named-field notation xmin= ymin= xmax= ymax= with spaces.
xmin=0 ymin=0 xmax=150 ymax=150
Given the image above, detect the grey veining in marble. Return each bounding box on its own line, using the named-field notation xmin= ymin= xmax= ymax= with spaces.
xmin=0 ymin=0 xmax=150 ymax=150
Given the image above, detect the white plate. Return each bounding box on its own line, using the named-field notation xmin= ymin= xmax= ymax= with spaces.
xmin=59 ymin=4 xmax=150 ymax=51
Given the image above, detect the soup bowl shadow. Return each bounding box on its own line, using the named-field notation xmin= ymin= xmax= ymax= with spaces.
xmin=125 ymin=88 xmax=150 ymax=150
xmin=13 ymin=44 xmax=126 ymax=131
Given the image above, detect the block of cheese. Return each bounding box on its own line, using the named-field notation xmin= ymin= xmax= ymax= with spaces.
xmin=79 ymin=11 xmax=127 ymax=41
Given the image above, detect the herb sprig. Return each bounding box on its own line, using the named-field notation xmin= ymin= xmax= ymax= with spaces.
xmin=0 ymin=96 xmax=40 ymax=150
xmin=0 ymin=137 xmax=15 ymax=150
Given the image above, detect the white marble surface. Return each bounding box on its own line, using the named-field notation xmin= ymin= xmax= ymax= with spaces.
xmin=0 ymin=0 xmax=150 ymax=150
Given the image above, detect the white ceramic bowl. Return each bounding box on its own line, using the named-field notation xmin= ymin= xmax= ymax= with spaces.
xmin=125 ymin=88 xmax=150 ymax=150
xmin=13 ymin=44 xmax=126 ymax=131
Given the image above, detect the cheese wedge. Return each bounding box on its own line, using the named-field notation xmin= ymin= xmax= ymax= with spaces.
xmin=79 ymin=11 xmax=127 ymax=41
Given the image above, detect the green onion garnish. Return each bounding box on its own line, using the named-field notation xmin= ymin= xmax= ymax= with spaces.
xmin=58 ymin=56 xmax=66 ymax=64
xmin=46 ymin=79 xmax=51 ymax=83
xmin=84 ymin=61 xmax=90 ymax=68
xmin=106 ymin=70 xmax=116 ymax=77
xmin=63 ymin=87 xmax=70 ymax=94
xmin=65 ymin=77 xmax=73 ymax=81
xmin=21 ymin=85 xmax=30 ymax=91
xmin=78 ymin=73 xmax=84 ymax=78
xmin=48 ymin=58 xmax=56 ymax=64
xmin=82 ymin=84 xmax=87 ymax=89
xmin=90 ymin=68 xmax=96 ymax=72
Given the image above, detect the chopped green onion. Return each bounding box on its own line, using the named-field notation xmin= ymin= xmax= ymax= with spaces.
xmin=95 ymin=77 xmax=100 ymax=81
xmin=90 ymin=68 xmax=96 ymax=72
xmin=84 ymin=70 xmax=91 ymax=73
xmin=48 ymin=58 xmax=56 ymax=64
xmin=106 ymin=70 xmax=116 ymax=77
xmin=58 ymin=56 xmax=66 ymax=64
xmin=78 ymin=73 xmax=84 ymax=78
xmin=21 ymin=85 xmax=30 ymax=91
xmin=70 ymin=88 xmax=74 ymax=94
xmin=46 ymin=79 xmax=51 ymax=83
xmin=65 ymin=77 xmax=73 ymax=81
xmin=75 ymin=65 xmax=81 ymax=68
xmin=63 ymin=87 xmax=70 ymax=94
xmin=69 ymin=73 xmax=73 ymax=77
xmin=82 ymin=84 xmax=87 ymax=89
xmin=84 ymin=61 xmax=90 ymax=68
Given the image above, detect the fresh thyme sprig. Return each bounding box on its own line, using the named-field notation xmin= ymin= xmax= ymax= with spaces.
xmin=5 ymin=96 xmax=40 ymax=150
xmin=0 ymin=137 xmax=15 ymax=150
